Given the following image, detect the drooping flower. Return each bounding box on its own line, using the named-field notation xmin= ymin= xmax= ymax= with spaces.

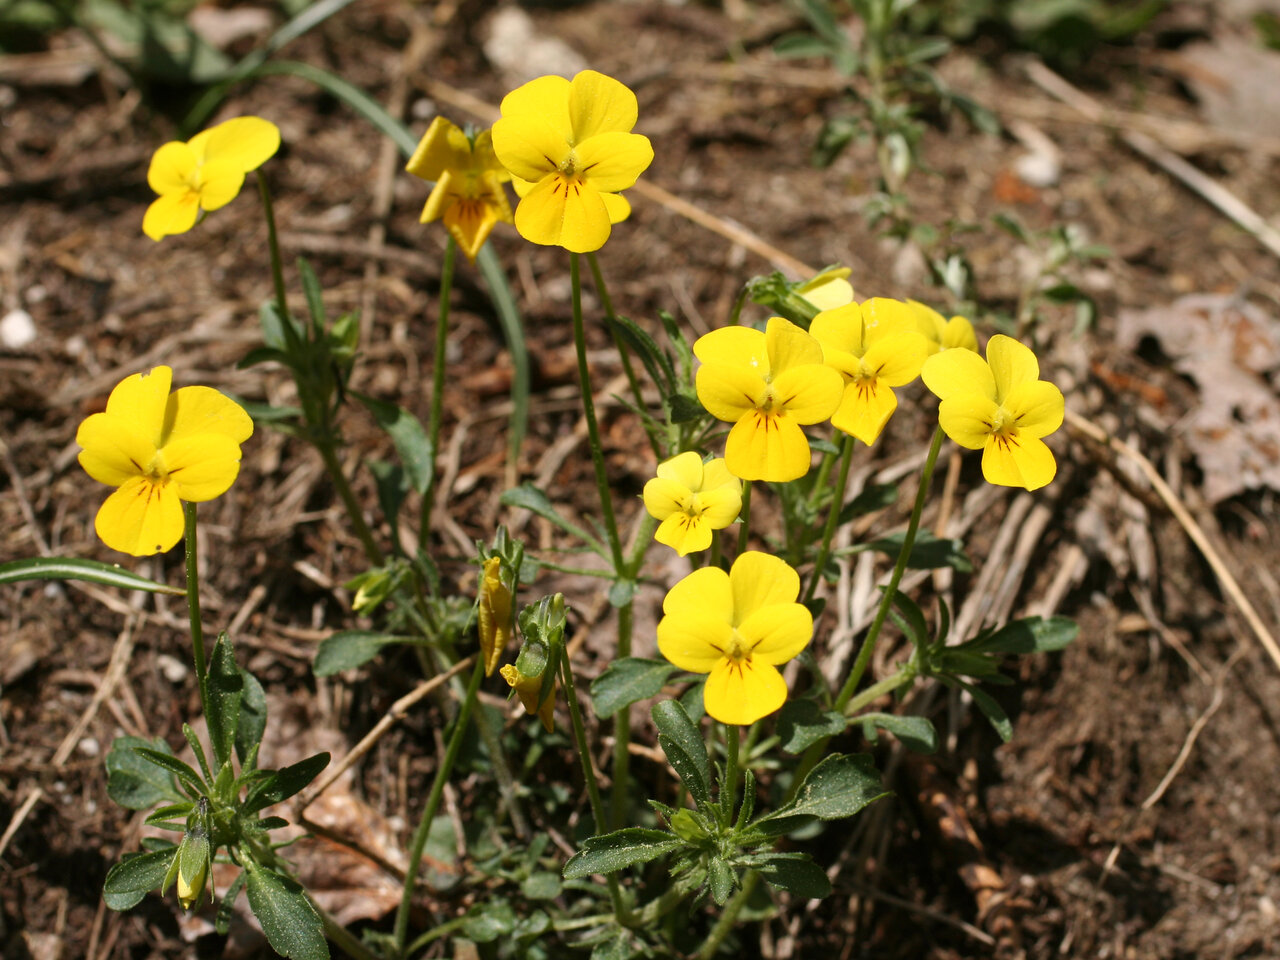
xmin=477 ymin=556 xmax=513 ymax=676
xmin=143 ymin=116 xmax=281 ymax=241
xmin=642 ymin=452 xmax=742 ymax=556
xmin=795 ymin=267 xmax=856 ymax=312
xmin=491 ymin=70 xmax=654 ymax=252
xmin=694 ymin=318 xmax=843 ymax=482
xmin=656 ymin=552 xmax=811 ymax=726
xmin=405 ymin=118 xmax=513 ymax=262
xmin=907 ymin=300 xmax=978 ymax=354
xmin=76 ymin=367 xmax=253 ymax=556
xmin=500 ymin=664 xmax=555 ymax=732
xmin=921 ymin=334 xmax=1065 ymax=490
xmin=810 ymin=297 xmax=930 ymax=445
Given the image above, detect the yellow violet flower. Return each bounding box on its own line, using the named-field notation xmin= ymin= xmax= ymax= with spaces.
xmin=694 ymin=318 xmax=843 ymax=482
xmin=907 ymin=300 xmax=978 ymax=355
xmin=477 ymin=557 xmax=513 ymax=676
xmin=143 ymin=116 xmax=281 ymax=241
xmin=795 ymin=267 xmax=856 ymax=312
xmin=491 ymin=70 xmax=654 ymax=253
xmin=810 ymin=297 xmax=930 ymax=445
xmin=405 ymin=117 xmax=513 ymax=262
xmin=643 ymin=452 xmax=742 ymax=557
xmin=500 ymin=664 xmax=555 ymax=732
xmin=656 ymin=552 xmax=812 ymax=726
xmin=921 ymin=334 xmax=1065 ymax=491
xmin=76 ymin=366 xmax=253 ymax=556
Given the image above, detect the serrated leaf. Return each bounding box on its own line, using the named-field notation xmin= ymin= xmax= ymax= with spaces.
xmin=562 ymin=828 xmax=683 ymax=879
xmin=106 ymin=737 xmax=184 ymax=810
xmin=591 ymin=658 xmax=678 ymax=717
xmin=313 ymin=630 xmax=419 ymax=676
xmin=608 ymin=314 xmax=675 ymax=389
xmin=708 ymin=857 xmax=735 ymax=905
xmin=205 ymin=633 xmax=242 ymax=768
xmin=0 ymin=557 xmax=185 ymax=595
xmin=591 ymin=931 xmax=633 ymax=960
xmin=776 ymin=699 xmax=847 ymax=754
xmin=244 ymin=863 xmax=328 ymax=960
xmin=608 ymin=578 xmax=635 ymax=608
xmin=652 ymin=700 xmax=712 ymax=810
xmin=665 ymin=393 xmax=706 ymax=424
xmin=103 ymin=847 xmax=178 ymax=910
xmin=859 ymin=713 xmax=938 ymax=754
xmin=353 ymin=393 xmax=433 ymax=495
xmin=243 ymin=753 xmax=330 ymax=815
xmin=837 ymin=483 xmax=898 ymax=523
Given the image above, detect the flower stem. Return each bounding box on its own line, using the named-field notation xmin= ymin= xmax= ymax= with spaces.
xmin=182 ymin=502 xmax=210 ymax=716
xmin=736 ymin=480 xmax=752 ymax=554
xmin=710 ymin=529 xmax=723 ymax=571
xmin=610 ymin=600 xmax=633 ymax=831
xmin=392 ymin=655 xmax=484 ymax=954
xmin=420 ymin=237 xmax=456 ymax=547
xmin=315 ymin=441 xmax=384 ymax=566
xmin=842 ymin=664 xmax=916 ymax=718
xmin=721 ymin=723 xmax=740 ymax=828
xmin=559 ymin=647 xmax=628 ymax=922
xmin=696 ymin=870 xmax=758 ymax=960
xmin=256 ymin=171 xmax=289 ymax=323
xmin=317 ymin=900 xmax=383 ymax=960
xmin=803 ymin=432 xmax=855 ymax=604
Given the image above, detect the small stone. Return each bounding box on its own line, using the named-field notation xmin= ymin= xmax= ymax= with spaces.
xmin=78 ymin=737 xmax=100 ymax=757
xmin=157 ymin=653 xmax=189 ymax=684
xmin=0 ymin=308 xmax=36 ymax=349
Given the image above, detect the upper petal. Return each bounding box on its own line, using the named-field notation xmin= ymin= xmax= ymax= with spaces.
xmin=500 ymin=75 xmax=574 ymax=143
xmin=574 ymin=132 xmax=653 ymax=192
xmin=105 ymin=367 xmax=173 ymax=445
xmin=941 ymin=315 xmax=979 ymax=353
xmin=164 ymin=386 xmax=253 ymax=446
xmin=163 ymin=433 xmax=243 ymax=502
xmin=696 ymin=364 xmax=768 ymax=423
xmin=694 ymin=326 xmax=768 ymax=372
xmin=700 ymin=458 xmax=740 ymax=492
xmin=147 ymin=142 xmax=197 ymax=195
xmin=405 ymin=116 xmax=470 ymax=182
xmin=724 ymin=411 xmax=813 ymax=482
xmin=797 ymin=269 xmax=855 ymax=312
xmin=568 ymin=70 xmax=638 ymax=141
xmin=921 ymin=347 xmax=996 ymax=403
xmin=770 ymin=365 xmax=844 ymax=424
xmin=908 ymin=299 xmax=946 ymax=350
xmin=663 ymin=566 xmax=733 ymax=623
xmin=657 ymin=612 xmax=733 ymax=674
xmin=738 ymin=603 xmax=812 ymax=665
xmin=982 ymin=435 xmax=1057 ymax=490
xmin=491 ymin=115 xmax=571 ymax=184
xmin=729 ymin=551 xmax=800 ymax=624
xmin=655 ymin=451 xmax=705 ymax=490
xmin=860 ymin=297 xmax=916 ymax=338
xmin=193 ymin=160 xmax=247 ymax=212
xmin=810 ymin=303 xmax=866 ymax=358
xmin=765 ymin=317 xmax=824 ymax=374
xmin=94 ymin=476 xmax=184 ymax=557
xmin=189 ymin=116 xmax=280 ymax=172
xmin=860 ymin=331 xmax=928 ymax=387
xmin=704 ymin=659 xmax=787 ymax=726
xmin=986 ymin=335 xmax=1040 ymax=401
xmin=600 ymin=191 xmax=631 ymax=224
xmin=1004 ymin=380 xmax=1065 ymax=439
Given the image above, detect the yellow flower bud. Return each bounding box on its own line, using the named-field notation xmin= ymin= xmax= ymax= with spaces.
xmin=500 ymin=664 xmax=555 ymax=732
xmin=478 ymin=557 xmax=512 ymax=676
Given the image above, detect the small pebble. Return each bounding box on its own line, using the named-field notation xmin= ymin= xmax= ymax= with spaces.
xmin=78 ymin=737 xmax=99 ymax=757
xmin=0 ymin=308 xmax=36 ymax=349
xmin=157 ymin=653 xmax=189 ymax=684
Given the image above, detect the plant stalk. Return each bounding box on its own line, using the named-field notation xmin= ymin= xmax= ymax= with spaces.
xmin=803 ymin=432 xmax=855 ymax=603
xmin=182 ymin=502 xmax=210 ymax=716
xmin=420 ymin=236 xmax=456 ymax=546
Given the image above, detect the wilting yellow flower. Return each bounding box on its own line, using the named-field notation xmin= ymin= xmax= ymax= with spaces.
xmin=907 ymin=300 xmax=978 ymax=355
xmin=810 ymin=298 xmax=930 ymax=445
xmin=643 ymin=452 xmax=741 ymax=557
xmin=500 ymin=664 xmax=555 ymax=732
xmin=477 ymin=557 xmax=513 ymax=676
xmin=143 ymin=116 xmax=280 ymax=241
xmin=656 ymin=552 xmax=811 ymax=726
xmin=406 ymin=118 xmax=513 ymax=262
xmin=491 ymin=70 xmax=653 ymax=252
xmin=76 ymin=367 xmax=253 ymax=556
xmin=796 ymin=267 xmax=856 ymax=312
xmin=921 ymin=334 xmax=1064 ymax=490
xmin=694 ymin=318 xmax=843 ymax=482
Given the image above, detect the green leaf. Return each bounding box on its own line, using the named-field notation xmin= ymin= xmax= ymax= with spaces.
xmin=708 ymin=857 xmax=735 ymax=905
xmin=652 ymin=700 xmax=712 ymax=810
xmin=244 ymin=862 xmax=328 ymax=960
xmin=0 ymin=557 xmax=185 ymax=595
xmin=368 ymin=460 xmax=408 ymax=548
xmin=608 ymin=314 xmax=676 ymax=390
xmin=297 ymin=258 xmax=328 ymax=333
xmin=763 ymin=753 xmax=888 ymax=823
xmin=591 ymin=931 xmax=633 ymax=960
xmin=961 ymin=616 xmax=1078 ymax=656
xmin=562 ymin=828 xmax=684 ymax=879
xmin=752 ymin=852 xmax=832 ymax=899
xmin=135 ymin=748 xmax=206 ymax=798
xmin=243 ymin=753 xmax=330 ymax=816
xmin=959 ymin=681 xmax=1013 ymax=742
xmin=105 ymin=737 xmax=185 ymax=811
xmin=313 ymin=630 xmax=420 ymax=676
xmin=205 ymin=633 xmax=242 ymax=768
xmin=776 ymin=699 xmax=848 ymax=754
xmin=103 ymin=846 xmax=178 ymax=910
xmin=665 ymin=393 xmax=706 ymax=424
xmin=887 ymin=588 xmax=930 ymax=648
xmin=353 ymin=393 xmax=434 ymax=496
xmin=520 ymin=872 xmax=562 ymax=901
xmin=868 ymin=530 xmax=972 ymax=571
xmin=591 ymin=658 xmax=678 ymax=717
xmin=499 ymin=484 xmax=603 ymax=551
xmin=837 ymin=483 xmax=898 ymax=523
xmin=463 ymin=901 xmax=517 ymax=943
xmin=215 ymin=870 xmax=248 ymax=936
xmin=858 ymin=713 xmax=938 ymax=754
xmin=235 ymin=668 xmax=267 ymax=765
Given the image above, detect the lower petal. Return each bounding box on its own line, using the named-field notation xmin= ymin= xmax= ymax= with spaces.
xmin=982 ymin=435 xmax=1057 ymax=490
xmin=601 ymin=192 xmax=631 ymax=224
xmin=559 ymin=179 xmax=612 ymax=252
xmin=725 ymin=412 xmax=812 ymax=482
xmin=95 ymin=476 xmax=184 ymax=556
xmin=444 ymin=197 xmax=503 ymax=262
xmin=654 ymin=512 xmax=712 ymax=557
xmin=704 ymin=659 xmax=787 ymax=726
xmin=831 ymin=379 xmax=898 ymax=446
xmin=143 ymin=192 xmax=200 ymax=241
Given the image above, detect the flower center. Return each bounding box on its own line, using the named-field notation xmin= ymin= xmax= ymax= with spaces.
xmin=558 ymin=151 xmax=580 ymax=180
xmin=724 ymin=630 xmax=751 ymax=664
xmin=142 ymin=451 xmax=170 ymax=484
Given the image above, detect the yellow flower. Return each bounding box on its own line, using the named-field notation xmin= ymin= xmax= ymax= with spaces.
xmin=643 ymin=452 xmax=742 ymax=556
xmin=921 ymin=334 xmax=1064 ymax=490
xmin=143 ymin=116 xmax=281 ymax=241
xmin=907 ymin=300 xmax=978 ymax=355
xmin=810 ymin=298 xmax=930 ymax=445
xmin=76 ymin=367 xmax=253 ymax=556
xmin=477 ymin=557 xmax=513 ymax=676
xmin=656 ymin=552 xmax=812 ymax=726
xmin=795 ymin=267 xmax=856 ymax=312
xmin=500 ymin=664 xmax=555 ymax=732
xmin=406 ymin=118 xmax=513 ymax=262
xmin=491 ymin=70 xmax=654 ymax=252
xmin=694 ymin=318 xmax=843 ymax=482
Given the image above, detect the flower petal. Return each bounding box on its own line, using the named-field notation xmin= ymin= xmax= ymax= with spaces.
xmin=704 ymin=658 xmax=787 ymax=726
xmin=147 ymin=141 xmax=197 ymax=195
xmin=810 ymin=303 xmax=867 ymax=358
xmin=693 ymin=485 xmax=742 ymax=530
xmin=663 ymin=566 xmax=733 ymax=622
xmin=165 ymin=386 xmax=253 ymax=446
xmin=986 ymin=334 xmax=1039 ymax=401
xmin=163 ymin=433 xmax=243 ymax=502
xmin=643 ymin=475 xmax=692 ymax=520
xmin=1004 ymin=380 xmax=1064 ymax=439
xmin=831 ymin=378 xmax=899 ymax=445
xmin=724 ymin=411 xmax=813 ymax=482
xmin=701 ymin=458 xmax=740 ymax=492
xmin=492 ymin=114 xmax=571 ymax=184
xmin=420 ymin=170 xmax=456 ymax=224
xmin=908 ymin=299 xmax=946 ymax=350
xmin=729 ymin=551 xmax=801 ymax=624
xmin=941 ymin=315 xmax=978 ymax=353
xmin=574 ymin=131 xmax=653 ymax=192
xmin=654 ymin=512 xmax=712 ymax=556
xmin=797 ymin=269 xmax=855 ymax=311
xmin=860 ymin=297 xmax=916 ymax=338
xmin=738 ymin=603 xmax=812 ymax=665
xmin=696 ymin=364 xmax=768 ymax=423
xmin=190 ymin=116 xmax=280 ymax=172
xmin=861 ymin=332 xmax=928 ymax=387
xmin=513 ymin=175 xmax=612 ymax=252
xmin=568 ymin=70 xmax=639 ymax=141
xmin=937 ymin=393 xmax=999 ymax=450
xmin=771 ymin=364 xmax=844 ymax=425
xmin=657 ymin=612 xmax=734 ymax=673
xmin=194 ymin=160 xmax=247 ymax=212
xmin=500 ymin=75 xmax=574 ymax=142
xmin=143 ymin=192 xmax=200 ymax=241
xmin=655 ymin=451 xmax=704 ymax=490
xmin=982 ymin=435 xmax=1057 ymax=490
xmin=765 ymin=317 xmax=824 ymax=373
xmin=444 ymin=193 xmax=506 ymax=262
xmin=921 ymin=347 xmax=996 ymax=403
xmin=105 ymin=367 xmax=172 ymax=445
xmin=693 ymin=326 xmax=768 ymax=372
xmin=94 ymin=476 xmax=184 ymax=556
xmin=405 ymin=116 xmax=469 ymax=181
xmin=76 ymin=414 xmax=156 ymax=487
xmin=600 ymin=191 xmax=631 ymax=224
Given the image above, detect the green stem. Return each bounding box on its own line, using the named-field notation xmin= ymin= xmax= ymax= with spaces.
xmin=727 ymin=288 xmax=748 ymax=327
xmin=318 ymin=901 xmax=383 ymax=960
xmin=803 ymin=433 xmax=855 ymax=604
xmin=696 ymin=871 xmax=758 ymax=960
xmin=842 ymin=665 xmax=916 ymax=717
xmin=316 ymin=441 xmax=384 ymax=566
xmin=736 ymin=481 xmax=752 ymax=555
xmin=610 ymin=600 xmax=633 ymax=831
xmin=393 ymin=656 xmax=484 ymax=954
xmin=420 ymin=237 xmax=456 ymax=547
xmin=559 ymin=649 xmax=627 ymax=923
xmin=256 ymin=171 xmax=289 ymax=322
xmin=182 ymin=502 xmax=210 ymax=717
xmin=404 ymin=915 xmax=467 ymax=957
xmin=721 ymin=724 xmax=740 ymax=828
xmin=710 ymin=529 xmax=723 ymax=570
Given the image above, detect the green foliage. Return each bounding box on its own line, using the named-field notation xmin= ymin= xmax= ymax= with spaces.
xmin=0 ymin=557 xmax=184 ymax=595
xmin=591 ymin=658 xmax=679 ymax=717
xmin=244 ymin=861 xmax=328 ymax=960
xmin=312 ymin=630 xmax=424 ymax=676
